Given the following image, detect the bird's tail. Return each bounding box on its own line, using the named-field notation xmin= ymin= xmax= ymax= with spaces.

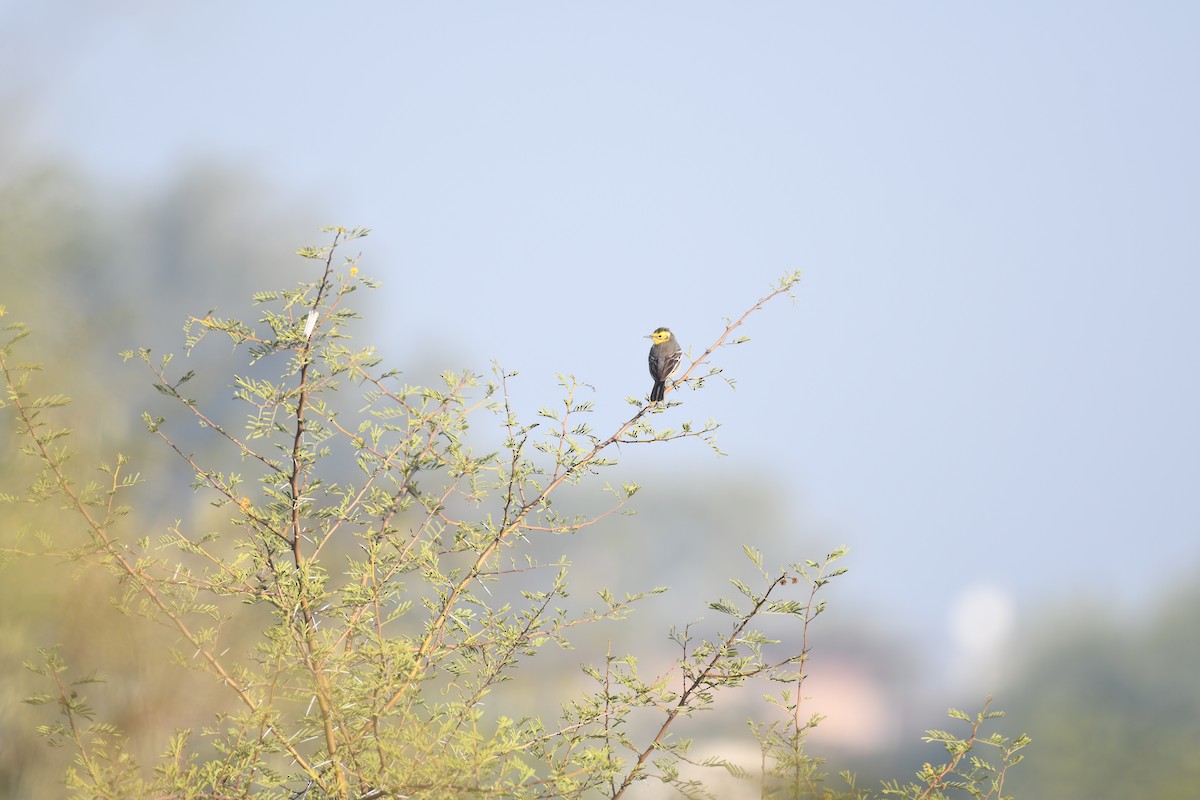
xmin=650 ymin=381 xmax=666 ymax=402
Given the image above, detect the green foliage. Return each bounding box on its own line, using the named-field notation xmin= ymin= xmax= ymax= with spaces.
xmin=1 ymin=228 xmax=1027 ymax=799
xmin=879 ymin=701 xmax=1029 ymax=800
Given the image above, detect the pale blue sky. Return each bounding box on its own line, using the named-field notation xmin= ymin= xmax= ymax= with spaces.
xmin=4 ymin=2 xmax=1199 ymax=682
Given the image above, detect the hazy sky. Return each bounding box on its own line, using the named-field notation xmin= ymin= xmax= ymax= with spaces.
xmin=4 ymin=2 xmax=1199 ymax=683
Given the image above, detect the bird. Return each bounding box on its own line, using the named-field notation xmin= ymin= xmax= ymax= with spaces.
xmin=645 ymin=327 xmax=682 ymax=403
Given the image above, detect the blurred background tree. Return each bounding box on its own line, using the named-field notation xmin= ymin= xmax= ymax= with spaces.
xmin=996 ymin=585 xmax=1200 ymax=800
xmin=0 ymin=151 xmax=312 ymax=795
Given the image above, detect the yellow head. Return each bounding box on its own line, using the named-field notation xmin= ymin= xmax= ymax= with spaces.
xmin=646 ymin=327 xmax=673 ymax=345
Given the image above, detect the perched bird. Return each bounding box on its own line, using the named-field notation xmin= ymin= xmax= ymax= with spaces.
xmin=645 ymin=327 xmax=682 ymax=403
